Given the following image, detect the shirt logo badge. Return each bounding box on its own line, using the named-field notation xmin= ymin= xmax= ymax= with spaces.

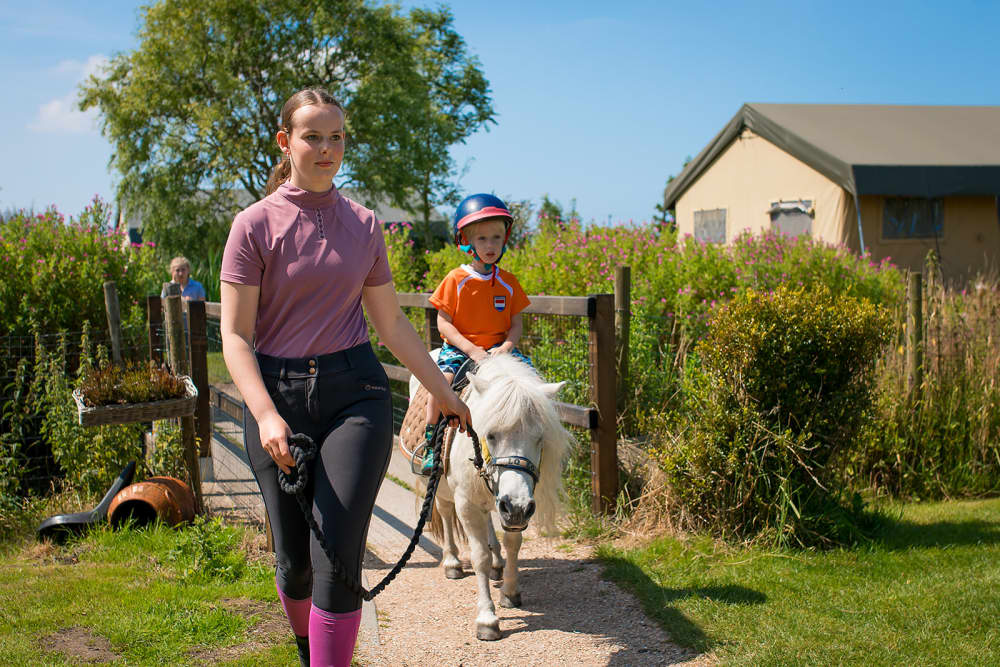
xmin=494 ymin=295 xmax=506 ymax=311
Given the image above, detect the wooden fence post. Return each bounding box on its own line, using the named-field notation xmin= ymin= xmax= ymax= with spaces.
xmin=147 ymin=295 xmax=163 ymax=367
xmin=424 ymin=306 xmax=442 ymax=349
xmin=163 ymin=285 xmax=202 ymax=512
xmin=103 ymin=281 xmax=122 ymax=363
xmin=906 ymin=272 xmax=924 ymax=397
xmin=614 ymin=266 xmax=631 ymax=418
xmin=188 ymin=300 xmax=211 ymax=457
xmin=588 ymin=293 xmax=618 ymax=514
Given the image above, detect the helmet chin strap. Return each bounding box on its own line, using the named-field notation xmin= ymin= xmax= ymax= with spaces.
xmin=460 ymin=244 xmax=502 ymax=285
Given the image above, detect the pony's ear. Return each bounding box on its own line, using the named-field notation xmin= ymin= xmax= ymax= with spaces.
xmin=538 ymin=381 xmax=566 ymax=397
xmin=468 ymin=371 xmax=489 ymax=394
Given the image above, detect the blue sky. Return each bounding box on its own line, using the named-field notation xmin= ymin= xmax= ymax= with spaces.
xmin=2 ymin=0 xmax=999 ymax=225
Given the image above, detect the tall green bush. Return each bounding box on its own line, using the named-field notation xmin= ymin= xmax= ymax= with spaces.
xmin=0 ymin=197 xmax=160 ymax=338
xmin=657 ymin=286 xmax=891 ymax=546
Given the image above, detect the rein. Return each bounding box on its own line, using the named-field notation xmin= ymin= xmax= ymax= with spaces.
xmin=278 ymin=426 xmax=450 ymax=601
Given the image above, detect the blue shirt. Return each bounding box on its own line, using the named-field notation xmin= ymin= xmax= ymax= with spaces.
xmin=161 ymin=279 xmax=206 ymax=301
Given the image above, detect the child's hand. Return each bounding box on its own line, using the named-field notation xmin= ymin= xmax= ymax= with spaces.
xmin=490 ymin=342 xmax=514 ymax=356
xmin=470 ymin=347 xmax=489 ymax=363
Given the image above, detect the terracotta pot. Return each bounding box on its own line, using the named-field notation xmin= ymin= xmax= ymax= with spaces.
xmin=108 ymin=476 xmax=196 ymax=527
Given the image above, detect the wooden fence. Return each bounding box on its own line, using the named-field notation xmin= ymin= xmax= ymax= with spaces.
xmin=201 ymin=282 xmax=624 ymax=514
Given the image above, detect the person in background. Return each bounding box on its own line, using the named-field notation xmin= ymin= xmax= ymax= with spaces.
xmin=161 ymin=256 xmax=207 ymax=301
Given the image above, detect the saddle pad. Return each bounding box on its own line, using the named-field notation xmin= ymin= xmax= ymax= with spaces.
xmin=399 ymin=384 xmax=461 ymax=475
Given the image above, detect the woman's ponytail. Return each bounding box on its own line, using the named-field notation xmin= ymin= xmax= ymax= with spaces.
xmin=265 ymin=155 xmax=291 ymax=196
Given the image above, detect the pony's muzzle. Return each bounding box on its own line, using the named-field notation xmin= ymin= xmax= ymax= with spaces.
xmin=497 ymin=497 xmax=535 ymax=531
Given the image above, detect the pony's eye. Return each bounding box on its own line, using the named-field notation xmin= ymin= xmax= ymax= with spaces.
xmin=486 ymin=433 xmax=496 ymax=442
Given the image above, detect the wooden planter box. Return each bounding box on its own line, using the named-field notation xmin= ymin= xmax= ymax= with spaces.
xmin=73 ymin=376 xmax=198 ymax=426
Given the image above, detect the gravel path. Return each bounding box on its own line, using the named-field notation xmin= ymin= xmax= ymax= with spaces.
xmin=356 ymin=531 xmax=708 ymax=666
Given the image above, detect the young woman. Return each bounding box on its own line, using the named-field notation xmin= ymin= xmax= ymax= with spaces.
xmin=220 ymin=88 xmax=470 ymax=667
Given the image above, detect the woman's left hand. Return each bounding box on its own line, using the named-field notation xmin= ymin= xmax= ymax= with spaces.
xmin=438 ymin=389 xmax=471 ymax=433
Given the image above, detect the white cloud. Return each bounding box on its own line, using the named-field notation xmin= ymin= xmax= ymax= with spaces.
xmin=29 ymin=54 xmax=109 ymax=134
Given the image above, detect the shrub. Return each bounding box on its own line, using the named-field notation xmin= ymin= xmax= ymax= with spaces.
xmin=0 ymin=197 xmax=160 ymax=338
xmin=1 ymin=326 xmax=145 ymax=498
xmin=656 ymin=286 xmax=891 ymax=546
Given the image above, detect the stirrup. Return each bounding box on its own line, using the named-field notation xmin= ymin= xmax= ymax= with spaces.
xmin=410 ymin=442 xmax=433 ymax=476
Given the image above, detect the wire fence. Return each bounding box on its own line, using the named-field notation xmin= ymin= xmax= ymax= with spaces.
xmin=0 ymin=324 xmax=151 ymax=494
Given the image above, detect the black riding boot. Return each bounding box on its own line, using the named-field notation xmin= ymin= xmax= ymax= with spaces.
xmin=295 ymin=634 xmax=309 ymax=666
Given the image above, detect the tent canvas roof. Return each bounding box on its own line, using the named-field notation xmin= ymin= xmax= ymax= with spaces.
xmin=664 ymin=103 xmax=1000 ymax=206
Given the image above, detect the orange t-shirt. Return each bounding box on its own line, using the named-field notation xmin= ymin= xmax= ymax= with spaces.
xmin=429 ymin=265 xmax=531 ymax=349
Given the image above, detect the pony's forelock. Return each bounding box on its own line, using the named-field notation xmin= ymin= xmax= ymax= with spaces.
xmin=466 ymin=354 xmax=574 ymax=532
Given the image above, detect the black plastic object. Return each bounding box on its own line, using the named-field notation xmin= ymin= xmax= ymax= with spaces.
xmin=37 ymin=461 xmax=137 ymax=543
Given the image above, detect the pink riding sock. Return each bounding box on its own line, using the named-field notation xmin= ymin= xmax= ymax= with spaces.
xmin=276 ymin=576 xmax=312 ymax=637
xmin=308 ymin=605 xmax=362 ymax=667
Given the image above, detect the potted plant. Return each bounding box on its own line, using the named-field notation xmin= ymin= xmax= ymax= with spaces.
xmin=72 ymin=361 xmax=197 ymax=426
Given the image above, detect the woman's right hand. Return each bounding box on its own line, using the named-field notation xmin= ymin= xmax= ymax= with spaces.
xmin=258 ymin=410 xmax=295 ymax=473
xmin=439 ymin=390 xmax=472 ymax=433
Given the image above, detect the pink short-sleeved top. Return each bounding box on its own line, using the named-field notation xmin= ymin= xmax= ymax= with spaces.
xmin=221 ymin=182 xmax=392 ymax=358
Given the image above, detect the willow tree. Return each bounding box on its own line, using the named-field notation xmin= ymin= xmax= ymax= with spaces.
xmin=80 ymin=0 xmax=494 ymax=256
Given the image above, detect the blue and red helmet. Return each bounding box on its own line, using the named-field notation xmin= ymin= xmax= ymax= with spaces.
xmin=453 ymin=193 xmax=513 ymax=257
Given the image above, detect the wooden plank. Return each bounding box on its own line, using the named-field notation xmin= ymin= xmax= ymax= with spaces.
xmin=103 ymin=281 xmax=122 ymax=363
xmin=522 ymin=295 xmax=591 ymax=317
xmin=382 ymin=363 xmax=412 ymax=384
xmin=383 ymin=363 xmax=595 ymax=430
xmin=615 ymin=266 xmax=631 ymax=417
xmin=396 ymin=292 xmax=591 ymax=317
xmin=396 ymin=293 xmax=433 ymax=309
xmin=588 ymin=293 xmax=618 ymax=514
xmin=424 ymin=308 xmax=442 ymax=349
xmin=147 ymin=295 xmax=163 ymax=366
xmin=188 ymin=300 xmax=212 ymax=457
xmin=163 ymin=287 xmax=201 ymax=512
xmin=555 ymin=401 xmax=596 ymax=429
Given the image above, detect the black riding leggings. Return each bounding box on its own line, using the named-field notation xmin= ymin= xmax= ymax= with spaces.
xmin=244 ymin=342 xmax=393 ymax=613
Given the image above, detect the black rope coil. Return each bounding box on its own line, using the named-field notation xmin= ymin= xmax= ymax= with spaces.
xmin=278 ymin=424 xmax=454 ymax=601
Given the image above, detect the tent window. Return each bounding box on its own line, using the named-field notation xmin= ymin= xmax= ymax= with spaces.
xmin=693 ymin=208 xmax=726 ymax=243
xmin=768 ymin=200 xmax=813 ymax=238
xmin=882 ymin=197 xmax=943 ymax=239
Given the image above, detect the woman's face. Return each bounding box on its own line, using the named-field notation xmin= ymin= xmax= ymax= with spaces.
xmin=171 ymin=263 xmax=190 ymax=285
xmin=278 ymin=103 xmax=346 ymax=192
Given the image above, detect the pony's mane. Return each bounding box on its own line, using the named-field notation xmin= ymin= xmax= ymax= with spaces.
xmin=466 ymin=353 xmax=574 ymax=532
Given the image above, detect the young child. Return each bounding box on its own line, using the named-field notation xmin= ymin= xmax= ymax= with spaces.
xmin=419 ymin=194 xmax=533 ymax=474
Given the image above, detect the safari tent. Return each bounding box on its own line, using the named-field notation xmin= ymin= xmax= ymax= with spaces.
xmin=663 ymin=103 xmax=1000 ymax=280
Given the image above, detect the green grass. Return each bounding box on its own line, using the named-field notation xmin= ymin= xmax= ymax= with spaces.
xmin=597 ymin=497 xmax=1000 ymax=665
xmin=207 ymin=351 xmax=232 ymax=385
xmin=0 ymin=519 xmax=303 ymax=666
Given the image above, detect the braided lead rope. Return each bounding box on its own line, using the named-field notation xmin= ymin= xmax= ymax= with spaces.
xmin=277 ymin=427 xmax=450 ymax=601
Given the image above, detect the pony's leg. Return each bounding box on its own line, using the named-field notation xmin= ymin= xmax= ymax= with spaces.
xmin=437 ymin=498 xmax=463 ymax=579
xmin=457 ymin=501 xmax=501 ymax=640
xmin=499 ymin=529 xmax=523 ymax=608
xmin=487 ymin=514 xmax=504 ymax=581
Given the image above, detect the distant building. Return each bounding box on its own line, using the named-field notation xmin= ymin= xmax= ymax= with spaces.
xmin=663 ymin=104 xmax=1000 ymax=281
xmin=119 ymin=187 xmax=448 ymax=244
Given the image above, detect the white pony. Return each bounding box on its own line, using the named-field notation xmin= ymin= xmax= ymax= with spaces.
xmin=411 ymin=352 xmax=573 ymax=640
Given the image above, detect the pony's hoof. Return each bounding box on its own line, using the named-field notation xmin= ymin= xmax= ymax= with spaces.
xmin=500 ymin=592 xmax=522 ymax=608
xmin=489 ymin=566 xmax=503 ymax=581
xmin=476 ymin=624 xmax=501 ymax=641
xmin=445 ymin=566 xmax=463 ymax=579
